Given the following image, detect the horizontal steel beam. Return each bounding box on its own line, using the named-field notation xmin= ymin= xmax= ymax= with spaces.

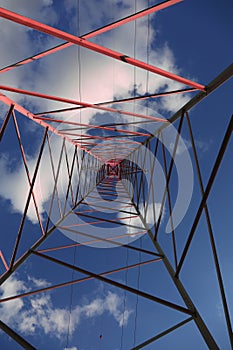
xmin=0 ymin=84 xmax=168 ymax=123
xmin=124 ymin=63 xmax=233 ymax=160
xmin=34 ymin=116 xmax=152 ymax=136
xmin=0 ymin=92 xmax=103 ymax=161
xmin=34 ymin=88 xmax=197 ymax=117
xmin=0 ymin=258 xmax=160 ymax=304
xmin=0 ymin=0 xmax=183 ymax=75
xmin=32 ymin=250 xmax=194 ymax=316
xmin=0 ymin=6 xmax=205 ymax=90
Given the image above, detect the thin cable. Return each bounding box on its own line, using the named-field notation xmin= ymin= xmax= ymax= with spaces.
xmin=120 ymin=1 xmax=137 ymax=336
xmin=120 ymin=157 xmax=134 ymax=349
xmin=133 ymin=0 xmax=137 ymax=135
xmin=133 ymin=237 xmax=142 ymax=347
xmin=66 ymin=2 xmax=80 ymax=347
xmin=65 ymin=245 xmax=77 ymax=348
xmin=77 ymin=0 xmax=82 ymax=149
xmin=133 ymin=2 xmax=149 ymax=345
xmin=146 ymin=0 xmax=150 ymax=115
xmin=120 ymin=230 xmax=130 ymax=350
xmin=77 ymin=0 xmax=84 ymax=201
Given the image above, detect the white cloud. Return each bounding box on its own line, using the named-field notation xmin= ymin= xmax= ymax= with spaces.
xmin=0 ymin=153 xmax=40 ymax=223
xmin=0 ymin=0 xmax=60 ymax=116
xmin=169 ymin=137 xmax=212 ymax=155
xmin=0 ymin=275 xmax=132 ymax=339
xmin=0 ymin=0 xmax=195 ymax=223
xmin=27 ymin=275 xmax=51 ymax=288
xmin=0 ymin=134 xmax=83 ymax=224
xmin=43 ymin=0 xmax=53 ymax=6
xmin=0 ymin=151 xmax=53 ymax=224
xmin=0 ymin=275 xmax=28 ymax=324
xmin=0 ymin=0 xmax=189 ymax=113
xmin=104 ymin=291 xmax=132 ymax=327
xmin=216 ymin=302 xmax=224 ymax=320
xmin=145 ymin=201 xmax=164 ymax=225
xmin=120 ymin=201 xmax=164 ymax=237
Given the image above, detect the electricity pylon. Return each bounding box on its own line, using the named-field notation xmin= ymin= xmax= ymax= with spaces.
xmin=0 ymin=2 xmax=233 ymax=349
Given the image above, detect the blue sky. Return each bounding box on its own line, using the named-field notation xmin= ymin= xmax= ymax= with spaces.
xmin=0 ymin=0 xmax=233 ymax=349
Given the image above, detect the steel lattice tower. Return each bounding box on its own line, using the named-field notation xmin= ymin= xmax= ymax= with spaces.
xmin=0 ymin=1 xmax=233 ymax=349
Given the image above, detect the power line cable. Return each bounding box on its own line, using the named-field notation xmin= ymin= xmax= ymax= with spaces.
xmin=65 ymin=2 xmax=81 ymax=347
xmin=133 ymin=2 xmax=149 ymax=346
xmin=65 ymin=245 xmax=77 ymax=348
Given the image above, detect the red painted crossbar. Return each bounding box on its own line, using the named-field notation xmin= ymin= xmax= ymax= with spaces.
xmin=0 ymin=6 xmax=205 ymax=90
xmin=0 ymin=85 xmax=167 ymax=123
xmin=0 ymin=1 xmax=183 ymax=75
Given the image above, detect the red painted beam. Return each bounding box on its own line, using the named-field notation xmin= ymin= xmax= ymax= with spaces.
xmin=35 ymin=88 xmax=198 ymax=118
xmin=0 ymin=251 xmax=9 ymax=271
xmin=0 ymin=1 xmax=183 ymax=75
xmin=93 ymin=148 xmax=136 ymax=154
xmin=71 ymin=134 xmax=141 ymax=144
xmin=0 ymin=6 xmax=205 ymax=90
xmin=0 ymin=92 xmax=103 ymax=161
xmin=35 ymin=116 xmax=151 ymax=137
xmin=0 ymin=85 xmax=168 ymax=123
xmin=0 ymin=258 xmax=160 ymax=303
xmin=89 ymin=0 xmax=183 ymax=35
xmin=37 ymin=230 xmax=147 ymax=252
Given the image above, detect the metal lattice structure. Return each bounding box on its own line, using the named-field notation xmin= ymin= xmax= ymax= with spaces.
xmin=0 ymin=1 xmax=233 ymax=349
